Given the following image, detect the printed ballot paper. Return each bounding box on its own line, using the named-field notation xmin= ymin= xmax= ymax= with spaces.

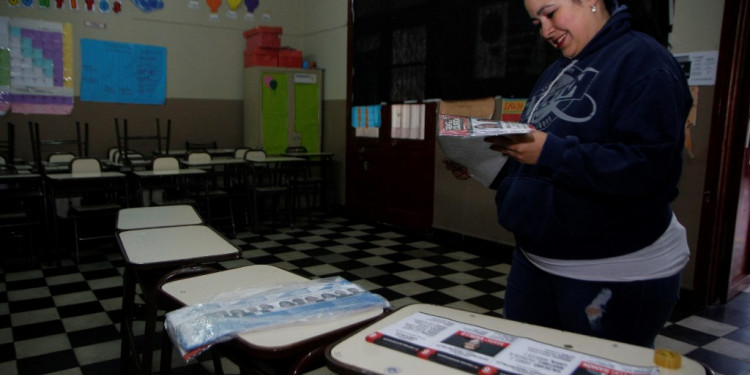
xmin=367 ymin=312 xmax=660 ymax=375
xmin=437 ymin=113 xmax=534 ymax=187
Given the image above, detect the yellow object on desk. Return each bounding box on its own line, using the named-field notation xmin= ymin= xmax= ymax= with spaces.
xmin=654 ymin=348 xmax=682 ymax=370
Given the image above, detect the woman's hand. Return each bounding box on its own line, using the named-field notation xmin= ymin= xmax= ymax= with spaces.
xmin=443 ymin=159 xmax=471 ymax=180
xmin=485 ymin=130 xmax=547 ymax=165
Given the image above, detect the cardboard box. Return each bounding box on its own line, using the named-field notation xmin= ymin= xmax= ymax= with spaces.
xmin=243 ymin=26 xmax=282 ymax=50
xmin=244 ymin=47 xmax=278 ymax=67
xmin=278 ymin=48 xmax=302 ymax=68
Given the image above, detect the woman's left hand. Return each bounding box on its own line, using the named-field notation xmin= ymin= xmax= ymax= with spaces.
xmin=484 ymin=131 xmax=547 ymax=165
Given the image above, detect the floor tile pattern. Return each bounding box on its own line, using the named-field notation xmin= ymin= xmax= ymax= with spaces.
xmin=0 ymin=215 xmax=748 ymax=374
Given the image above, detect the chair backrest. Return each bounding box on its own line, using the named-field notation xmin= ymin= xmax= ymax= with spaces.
xmin=107 ymin=147 xmax=119 ymax=162
xmin=152 ymin=156 xmax=180 ymax=172
xmin=187 ymin=151 xmax=211 ymax=164
xmin=70 ymin=158 xmax=102 ymax=175
xmin=48 ymin=152 xmax=76 ymax=164
xmin=234 ymin=147 xmax=252 ymax=159
xmin=243 ymin=150 xmax=267 ymax=162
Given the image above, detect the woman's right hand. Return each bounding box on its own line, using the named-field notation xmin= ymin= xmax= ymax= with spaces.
xmin=443 ymin=159 xmax=471 ymax=180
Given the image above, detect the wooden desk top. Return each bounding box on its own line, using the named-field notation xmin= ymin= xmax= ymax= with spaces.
xmin=245 ymin=156 xmax=305 ymax=163
xmin=117 ymin=224 xmax=238 ymax=267
xmin=116 ymin=205 xmax=203 ymax=230
xmin=161 ymin=265 xmax=386 ymax=350
xmin=132 ymin=168 xmax=206 ymax=177
xmin=46 ymin=171 xmax=126 ymax=180
xmin=179 ymin=158 xmax=247 ymax=167
xmin=326 ymin=304 xmax=707 ymax=375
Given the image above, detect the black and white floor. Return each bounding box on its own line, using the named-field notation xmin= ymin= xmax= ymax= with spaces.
xmin=1 ymin=215 xmax=749 ymax=375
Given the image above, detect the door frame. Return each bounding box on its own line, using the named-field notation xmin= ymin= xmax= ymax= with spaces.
xmin=694 ymin=0 xmax=750 ymax=304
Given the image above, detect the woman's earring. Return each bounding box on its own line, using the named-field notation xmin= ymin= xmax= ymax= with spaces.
xmin=591 ymin=4 xmax=597 ymax=13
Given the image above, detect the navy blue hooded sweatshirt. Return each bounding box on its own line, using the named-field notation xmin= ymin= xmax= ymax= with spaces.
xmin=494 ymin=9 xmax=693 ymax=260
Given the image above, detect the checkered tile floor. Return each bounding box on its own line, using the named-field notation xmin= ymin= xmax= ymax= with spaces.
xmin=1 ymin=215 xmax=749 ymax=374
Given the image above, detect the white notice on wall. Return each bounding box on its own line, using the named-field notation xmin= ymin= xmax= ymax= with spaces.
xmin=673 ymin=50 xmax=719 ymax=86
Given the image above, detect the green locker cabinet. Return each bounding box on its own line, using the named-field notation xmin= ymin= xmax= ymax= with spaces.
xmin=243 ymin=67 xmax=322 ymax=155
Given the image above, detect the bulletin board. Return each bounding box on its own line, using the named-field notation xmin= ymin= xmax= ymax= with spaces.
xmin=0 ymin=17 xmax=74 ymax=115
xmin=80 ymin=39 xmax=166 ymax=105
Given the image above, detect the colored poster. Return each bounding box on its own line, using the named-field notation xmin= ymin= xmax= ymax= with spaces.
xmin=2 ymin=17 xmax=74 ymax=115
xmin=80 ymin=38 xmax=166 ymax=105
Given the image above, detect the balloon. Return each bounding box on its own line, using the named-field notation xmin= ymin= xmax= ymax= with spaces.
xmin=206 ymin=0 xmax=220 ymax=13
xmin=227 ymin=0 xmax=241 ymax=11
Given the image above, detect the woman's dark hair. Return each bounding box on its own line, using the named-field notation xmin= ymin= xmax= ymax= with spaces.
xmin=603 ymin=0 xmax=671 ymax=47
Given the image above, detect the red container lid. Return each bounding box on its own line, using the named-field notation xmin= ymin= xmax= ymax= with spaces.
xmin=243 ymin=26 xmax=283 ymax=38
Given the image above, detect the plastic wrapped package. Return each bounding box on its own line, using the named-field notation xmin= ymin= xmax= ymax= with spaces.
xmin=164 ymin=277 xmax=391 ymax=362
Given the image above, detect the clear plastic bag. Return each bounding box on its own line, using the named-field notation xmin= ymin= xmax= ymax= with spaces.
xmin=164 ymin=276 xmax=390 ymax=362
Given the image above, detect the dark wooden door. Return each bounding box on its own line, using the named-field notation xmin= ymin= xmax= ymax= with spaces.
xmin=695 ymin=0 xmax=750 ymax=303
xmin=345 ymin=103 xmax=436 ymax=231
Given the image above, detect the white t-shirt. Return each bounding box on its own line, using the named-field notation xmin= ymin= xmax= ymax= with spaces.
xmin=523 ymin=214 xmax=690 ymax=282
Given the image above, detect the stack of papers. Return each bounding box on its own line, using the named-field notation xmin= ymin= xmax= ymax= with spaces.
xmin=438 ymin=114 xmax=534 ymax=137
xmin=437 ymin=114 xmax=534 ymax=187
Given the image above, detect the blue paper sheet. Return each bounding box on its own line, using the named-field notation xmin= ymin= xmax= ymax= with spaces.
xmin=80 ymin=39 xmax=166 ymax=105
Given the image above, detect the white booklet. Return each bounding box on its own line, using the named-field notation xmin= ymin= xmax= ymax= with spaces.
xmin=437 ymin=114 xmax=533 ymax=187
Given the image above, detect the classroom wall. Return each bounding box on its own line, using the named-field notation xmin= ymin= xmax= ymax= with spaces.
xmin=3 ymin=1 xmax=728 ymax=292
xmin=4 ymin=0 xmax=351 ymax=202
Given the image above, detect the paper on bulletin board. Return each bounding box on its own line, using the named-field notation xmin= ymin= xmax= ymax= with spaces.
xmin=673 ymin=50 xmax=718 ymax=86
xmin=1 ymin=17 xmax=75 ymax=115
xmin=261 ymin=72 xmax=289 ymax=154
xmin=80 ymin=39 xmax=166 ymax=105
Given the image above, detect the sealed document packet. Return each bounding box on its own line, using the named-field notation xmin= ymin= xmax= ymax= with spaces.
xmin=165 ymin=277 xmax=390 ymax=362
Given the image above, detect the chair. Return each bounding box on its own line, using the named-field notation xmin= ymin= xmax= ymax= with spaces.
xmin=0 ymin=122 xmax=15 ymax=165
xmin=48 ymin=152 xmax=76 ymax=164
xmin=149 ymin=156 xmax=199 ymax=207
xmin=28 ymin=121 xmax=89 ymax=174
xmin=233 ymin=147 xmax=252 ymax=159
xmin=0 ymin=165 xmax=45 ymax=265
xmin=185 ymin=140 xmax=217 ymax=152
xmin=114 ymin=118 xmax=171 ymax=166
xmin=245 ymin=150 xmax=303 ymax=232
xmin=64 ymin=158 xmax=123 ymax=262
xmin=284 ymin=146 xmax=329 ymax=216
xmin=186 ymin=151 xmax=236 ymax=233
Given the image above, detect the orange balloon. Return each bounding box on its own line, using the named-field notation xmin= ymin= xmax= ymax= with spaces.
xmin=206 ymin=0 xmax=220 ymax=13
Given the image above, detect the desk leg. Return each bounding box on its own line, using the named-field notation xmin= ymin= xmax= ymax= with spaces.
xmin=120 ymin=267 xmax=136 ymax=375
xmin=140 ymin=276 xmax=161 ymax=375
xmin=48 ymin=185 xmax=62 ymax=266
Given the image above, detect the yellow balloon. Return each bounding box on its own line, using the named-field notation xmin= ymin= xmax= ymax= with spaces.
xmin=227 ymin=0 xmax=241 ymax=10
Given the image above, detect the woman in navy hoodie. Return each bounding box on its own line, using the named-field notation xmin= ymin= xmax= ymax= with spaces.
xmin=485 ymin=0 xmax=693 ymax=347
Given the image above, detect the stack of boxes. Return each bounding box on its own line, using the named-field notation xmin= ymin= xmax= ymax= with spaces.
xmin=243 ymin=26 xmax=303 ymax=68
